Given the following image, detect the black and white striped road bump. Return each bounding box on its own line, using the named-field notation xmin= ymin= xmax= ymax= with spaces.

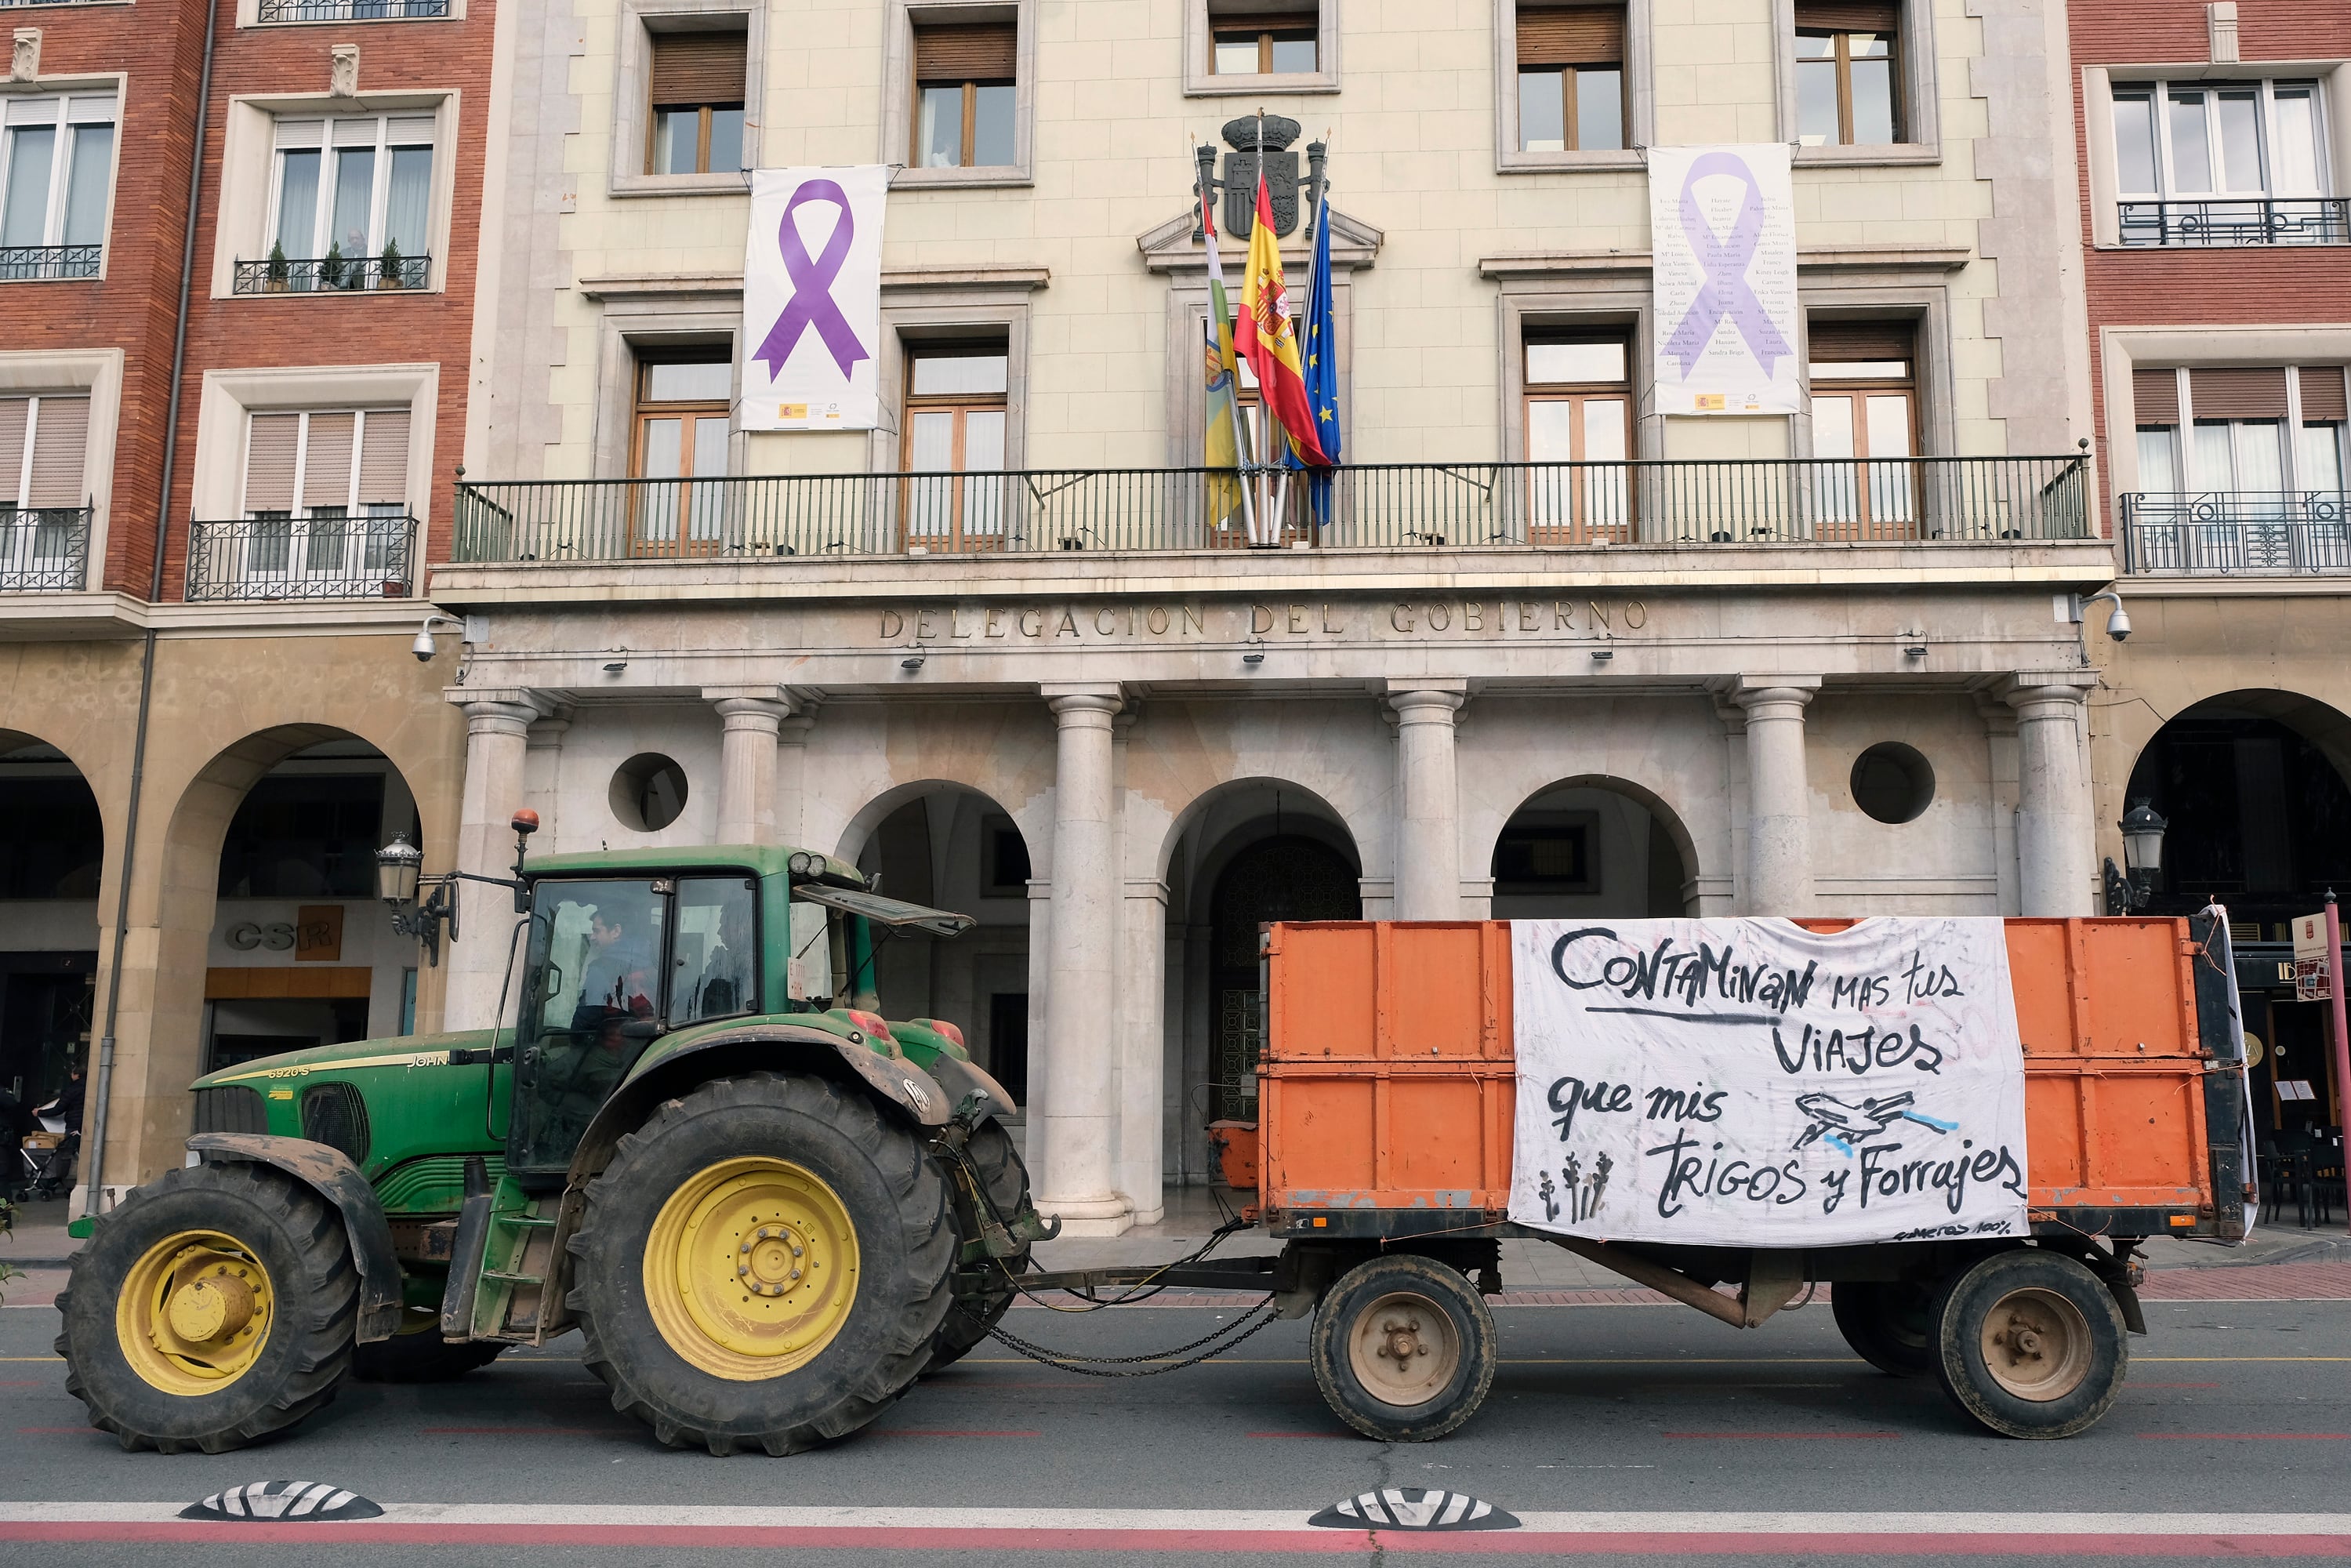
xmin=1309 ymin=1489 xmax=1518 ymax=1530
xmin=179 ymin=1483 xmax=383 ymax=1522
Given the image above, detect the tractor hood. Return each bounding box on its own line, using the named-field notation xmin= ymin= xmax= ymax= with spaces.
xmin=193 ymin=1029 xmax=502 ymax=1088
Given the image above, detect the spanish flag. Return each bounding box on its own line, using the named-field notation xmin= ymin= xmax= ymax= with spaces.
xmin=1235 ymin=174 xmax=1330 ymax=468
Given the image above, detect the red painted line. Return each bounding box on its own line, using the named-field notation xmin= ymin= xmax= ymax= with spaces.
xmin=1246 ymin=1430 xmax=1352 ymax=1439
xmin=15 ymin=1427 xmax=89 ymax=1435
xmin=870 ymin=1428 xmax=1042 ymax=1438
xmin=1662 ymin=1431 xmax=1899 ymax=1439
xmin=2131 ymin=1381 xmax=2220 ymax=1388
xmin=2138 ymin=1432 xmax=2351 ymax=1440
xmin=419 ymin=1427 xmax=624 ymax=1436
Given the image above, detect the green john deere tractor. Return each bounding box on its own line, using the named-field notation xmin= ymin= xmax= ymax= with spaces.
xmin=56 ymin=823 xmax=1052 ymax=1454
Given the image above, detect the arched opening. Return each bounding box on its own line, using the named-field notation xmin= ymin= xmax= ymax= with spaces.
xmin=2125 ymin=691 xmax=2351 ymax=1136
xmin=845 ymin=782 xmax=1033 ymax=1105
xmin=1489 ymin=779 xmax=1694 ymax=920
xmin=203 ymin=735 xmax=423 ymax=1073
xmin=0 ymin=734 xmax=101 ymax=1112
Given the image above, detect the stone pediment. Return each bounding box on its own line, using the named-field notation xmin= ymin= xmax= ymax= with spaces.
xmin=1137 ymin=205 xmax=1382 ymax=274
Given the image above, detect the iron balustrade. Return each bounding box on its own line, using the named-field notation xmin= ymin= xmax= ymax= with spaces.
xmin=0 ymin=245 xmax=102 ymax=281
xmin=2117 ymin=198 xmax=2351 ymax=248
xmin=185 ymin=513 xmax=421 ymax=601
xmin=0 ymin=506 xmax=90 ymax=591
xmin=256 ymin=0 xmax=448 ymax=18
xmin=2120 ymin=491 xmax=2351 ymax=575
xmin=452 ymin=454 xmax=2091 ymax=564
xmin=234 ymin=253 xmax=431 ymax=294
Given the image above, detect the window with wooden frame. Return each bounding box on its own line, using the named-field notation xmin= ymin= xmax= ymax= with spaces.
xmin=1807 ymin=319 xmax=1918 ymax=539
xmin=1522 ymin=334 xmax=1632 ymax=543
xmin=1516 ymin=4 xmax=1625 ymax=153
xmin=1211 ymin=9 xmax=1317 ymax=75
xmin=912 ymin=21 xmax=1017 ymax=168
xmin=646 ymin=29 xmax=747 ymax=175
xmin=902 ymin=343 xmax=1008 ymax=552
xmin=629 ymin=350 xmax=733 ymax=556
xmin=2134 ymin=367 xmax=2184 ymax=494
xmin=2299 ymin=367 xmax=2348 ymax=498
xmin=1794 ymin=2 xmax=1899 ymax=147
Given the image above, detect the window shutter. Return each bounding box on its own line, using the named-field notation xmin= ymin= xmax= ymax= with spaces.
xmin=331 ymin=117 xmax=383 ymax=149
xmin=2299 ymin=366 xmax=2349 ymax=424
xmin=274 ymin=118 xmax=326 ymax=151
xmin=1216 ymin=9 xmax=1317 ymax=34
xmin=912 ymin=22 xmax=1018 ymax=82
xmin=2133 ymin=368 xmax=2181 ymax=425
xmin=2191 ymin=367 xmax=2289 ymax=420
xmin=25 ymin=397 xmax=89 ymax=508
xmin=1807 ymin=318 xmax=1915 ymax=362
xmin=386 ymin=115 xmax=437 ymax=147
xmin=0 ymin=400 xmax=26 ymax=506
xmin=301 ymin=412 xmax=357 ymax=509
xmin=1795 ymin=2 xmax=1901 ymax=32
xmin=357 ymin=410 xmax=412 ymax=507
xmin=245 ymin=414 xmax=300 ymax=513
xmin=1517 ymin=4 xmax=1625 ymax=66
xmin=648 ymin=29 xmax=749 ymax=106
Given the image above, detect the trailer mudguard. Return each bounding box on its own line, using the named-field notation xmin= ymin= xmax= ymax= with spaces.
xmin=925 ymin=1051 xmax=1019 ymax=1125
xmin=185 ymin=1132 xmax=405 ymax=1342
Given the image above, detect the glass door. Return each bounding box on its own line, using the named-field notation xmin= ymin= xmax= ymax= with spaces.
xmin=630 ymin=357 xmax=733 ymax=557
xmin=1522 ymin=339 xmax=1632 ymax=543
xmin=1809 ymin=355 xmax=1919 ymax=541
xmin=902 ymin=347 xmax=1008 ymax=553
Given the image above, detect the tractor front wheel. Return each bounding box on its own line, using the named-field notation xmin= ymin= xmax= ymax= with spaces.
xmin=567 ymin=1072 xmax=954 ymax=1454
xmin=56 ymin=1161 xmax=357 ymax=1453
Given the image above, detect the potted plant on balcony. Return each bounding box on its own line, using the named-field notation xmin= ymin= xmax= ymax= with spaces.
xmin=263 ymin=241 xmax=290 ymax=293
xmin=321 ymin=241 xmax=346 ymax=291
xmin=377 ymin=240 xmax=404 ymax=290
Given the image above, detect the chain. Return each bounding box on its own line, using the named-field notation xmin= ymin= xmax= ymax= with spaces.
xmin=967 ymin=1298 xmax=1283 ymax=1377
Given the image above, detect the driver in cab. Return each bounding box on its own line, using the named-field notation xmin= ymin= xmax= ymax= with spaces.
xmin=547 ymin=907 xmax=658 ymax=1126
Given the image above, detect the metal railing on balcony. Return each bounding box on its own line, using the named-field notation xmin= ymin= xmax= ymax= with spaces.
xmin=0 ymin=245 xmax=102 ymax=281
xmin=0 ymin=506 xmax=91 ymax=592
xmin=2117 ymin=198 xmax=2351 ymax=247
xmin=256 ymin=0 xmax=448 ymax=19
xmin=452 ymin=454 xmax=2092 ymax=564
xmin=185 ymin=513 xmax=421 ymax=601
xmin=2120 ymin=491 xmax=2351 ymax=575
xmin=233 ymin=254 xmax=431 ymax=294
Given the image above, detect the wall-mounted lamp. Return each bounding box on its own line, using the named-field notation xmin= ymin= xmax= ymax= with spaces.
xmin=1242 ymin=637 xmax=1267 ymax=666
xmin=376 ymin=811 xmax=539 ymax=966
xmin=601 ymin=649 xmax=629 ymax=673
xmin=1590 ymin=647 xmax=1614 ymax=662
xmin=1903 ymin=644 xmax=1929 ymax=659
xmin=2102 ymin=798 xmax=2169 ymax=914
xmin=901 ymin=646 xmax=928 ymax=672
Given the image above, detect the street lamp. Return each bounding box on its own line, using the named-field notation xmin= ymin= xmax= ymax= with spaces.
xmin=376 ymin=811 xmax=540 ymax=965
xmin=2102 ymin=799 xmax=2169 ymax=915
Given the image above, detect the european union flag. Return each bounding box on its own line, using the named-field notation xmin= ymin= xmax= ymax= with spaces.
xmin=1283 ymin=198 xmax=1341 ymax=524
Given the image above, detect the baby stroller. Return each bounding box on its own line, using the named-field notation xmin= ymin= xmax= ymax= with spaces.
xmin=16 ymin=1093 xmax=78 ymax=1203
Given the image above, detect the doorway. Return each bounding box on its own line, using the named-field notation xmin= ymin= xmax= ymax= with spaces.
xmin=1208 ymin=834 xmax=1361 ymax=1121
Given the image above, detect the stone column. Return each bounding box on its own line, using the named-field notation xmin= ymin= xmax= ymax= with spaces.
xmin=1732 ymin=676 xmax=1820 ymax=915
xmin=2005 ymin=673 xmax=2098 ymax=916
xmin=774 ymin=713 xmax=815 ymax=848
xmin=445 ymin=692 xmax=542 ymax=1030
xmin=705 ymin=687 xmax=794 ymax=845
xmin=1386 ymin=680 xmax=1467 ymax=920
xmin=1119 ymin=877 xmax=1169 ymax=1224
xmin=521 ymin=711 xmax=571 ymax=843
xmin=1035 ymin=684 xmax=1130 ymax=1235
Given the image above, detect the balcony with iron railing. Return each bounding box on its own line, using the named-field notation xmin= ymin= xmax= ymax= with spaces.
xmin=0 ymin=506 xmax=91 ymax=592
xmin=233 ymin=253 xmax=431 ymax=295
xmin=2117 ymin=198 xmax=2350 ymax=248
xmin=452 ymin=454 xmax=2092 ymax=565
xmin=256 ymin=0 xmax=448 ymax=19
xmin=0 ymin=245 xmax=102 ymax=281
xmin=185 ymin=513 xmax=421 ymax=601
xmin=2120 ymin=491 xmax=2351 ymax=576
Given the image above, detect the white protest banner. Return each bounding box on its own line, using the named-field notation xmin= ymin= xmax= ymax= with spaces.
xmin=742 ymin=166 xmax=887 ymax=431
xmin=1508 ymin=917 xmax=2030 ymax=1247
xmin=1649 ymin=144 xmax=1800 ymax=416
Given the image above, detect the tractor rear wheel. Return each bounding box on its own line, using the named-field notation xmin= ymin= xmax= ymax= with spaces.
xmin=1831 ymin=1280 xmax=1937 ymax=1376
xmin=353 ymin=1310 xmax=509 ymax=1382
xmin=925 ymin=1121 xmax=1032 ymax=1375
xmin=56 ymin=1161 xmax=357 ymax=1453
xmin=568 ymin=1072 xmax=954 ymax=1454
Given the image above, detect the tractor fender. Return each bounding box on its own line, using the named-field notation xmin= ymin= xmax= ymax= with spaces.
xmin=924 ymin=1051 xmax=1019 ymax=1126
xmin=185 ymin=1132 xmax=405 ymax=1343
xmin=565 ymin=1025 xmax=952 ymax=1188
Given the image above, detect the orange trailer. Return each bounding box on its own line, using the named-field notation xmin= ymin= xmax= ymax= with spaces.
xmin=1204 ymin=913 xmax=2255 ymax=1444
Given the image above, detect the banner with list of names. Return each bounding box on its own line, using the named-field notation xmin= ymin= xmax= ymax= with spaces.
xmin=1649 ymin=144 xmax=1801 ymax=416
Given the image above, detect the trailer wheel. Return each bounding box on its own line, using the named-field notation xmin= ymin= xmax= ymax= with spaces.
xmin=56 ymin=1161 xmax=357 ymax=1453
xmin=353 ymin=1310 xmax=509 ymax=1383
xmin=924 ymin=1121 xmax=1032 ymax=1375
xmin=567 ymin=1072 xmax=954 ymax=1455
xmin=1932 ymin=1249 xmax=2127 ymax=1439
xmin=1309 ymin=1254 xmax=1497 ymax=1443
xmin=1830 ymin=1281 xmax=1937 ymax=1376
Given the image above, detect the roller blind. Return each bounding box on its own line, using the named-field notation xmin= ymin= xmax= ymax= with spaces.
xmin=356 ymin=410 xmax=412 ymax=507
xmin=300 ymin=412 xmax=356 ymax=509
xmin=244 ymin=414 xmax=300 ymax=514
xmin=2134 ymin=368 xmax=2181 ymax=425
xmin=1807 ymin=318 xmax=1915 ymax=362
xmin=0 ymin=401 xmax=25 ymax=507
xmin=24 ymin=397 xmax=88 ymax=508
xmin=648 ymin=30 xmax=748 ymax=106
xmin=1517 ymin=4 xmax=1625 ymax=66
xmin=912 ymin=21 xmax=1018 ymax=82
xmin=1215 ymin=9 xmax=1316 ymax=34
xmin=2299 ymin=366 xmax=2349 ymax=423
xmin=2192 ymin=367 xmax=2289 ymax=420
xmin=1795 ymin=2 xmax=1901 ymax=32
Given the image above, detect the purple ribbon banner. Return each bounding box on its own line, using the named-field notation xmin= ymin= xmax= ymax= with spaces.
xmin=1661 ymin=151 xmax=1793 ymax=379
xmin=753 ymin=179 xmax=872 ymax=379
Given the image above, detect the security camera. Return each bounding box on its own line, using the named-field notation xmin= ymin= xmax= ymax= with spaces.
xmin=2105 ymin=603 xmax=2132 ymax=642
xmin=412 ymin=628 xmax=437 ymax=662
xmin=2072 ymin=590 xmax=2131 ymax=645
xmin=411 ymin=614 xmax=466 ymax=663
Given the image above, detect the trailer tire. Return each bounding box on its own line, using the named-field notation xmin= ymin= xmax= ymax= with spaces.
xmin=1932 ymin=1248 xmax=2127 ymax=1439
xmin=1830 ymin=1280 xmax=1937 ymax=1376
xmin=352 ymin=1311 xmax=509 ymax=1382
xmin=568 ymin=1072 xmax=954 ymax=1455
xmin=924 ymin=1121 xmax=1032 ymax=1376
xmin=1309 ymin=1254 xmax=1497 ymax=1443
xmin=56 ymin=1161 xmax=357 ymax=1453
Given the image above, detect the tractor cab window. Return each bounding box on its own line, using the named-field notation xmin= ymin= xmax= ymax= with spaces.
xmin=784 ymin=895 xmax=846 ymax=1007
xmin=510 ymin=878 xmax=669 ymax=1172
xmin=669 ymin=877 xmax=758 ymax=1026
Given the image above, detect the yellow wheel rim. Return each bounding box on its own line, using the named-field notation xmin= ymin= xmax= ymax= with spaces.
xmin=643 ymin=1156 xmax=859 ymax=1381
xmin=114 ymin=1230 xmax=275 ymax=1396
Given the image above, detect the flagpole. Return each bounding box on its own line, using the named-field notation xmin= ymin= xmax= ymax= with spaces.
xmin=1195 ymin=133 xmax=1257 ymax=543
xmin=1252 ymin=110 xmax=1286 ymax=544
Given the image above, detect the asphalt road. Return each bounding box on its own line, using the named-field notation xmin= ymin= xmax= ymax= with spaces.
xmin=5 ymin=1294 xmax=2347 ymax=1564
